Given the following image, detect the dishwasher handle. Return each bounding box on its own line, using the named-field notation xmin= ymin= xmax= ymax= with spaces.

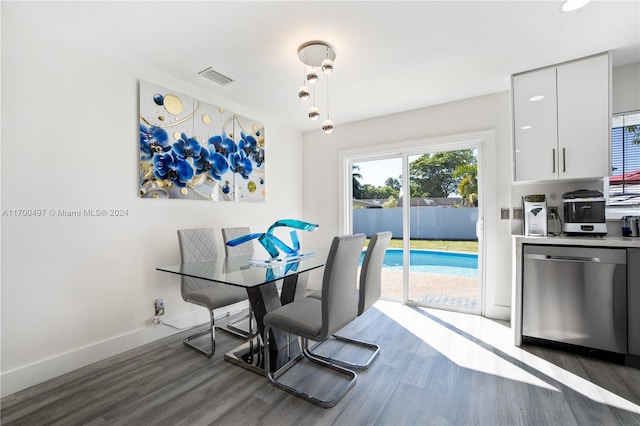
xmin=526 ymin=253 xmax=603 ymax=263
xmin=524 ymin=246 xmax=628 ymax=265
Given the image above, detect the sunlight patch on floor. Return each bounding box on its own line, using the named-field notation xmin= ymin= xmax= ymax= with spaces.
xmin=423 ymin=306 xmax=640 ymax=415
xmin=374 ymin=300 xmax=557 ymax=391
xmin=375 ymin=300 xmax=640 ymax=415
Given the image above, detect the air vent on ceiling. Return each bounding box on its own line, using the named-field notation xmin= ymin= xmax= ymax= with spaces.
xmin=198 ymin=67 xmax=235 ymax=86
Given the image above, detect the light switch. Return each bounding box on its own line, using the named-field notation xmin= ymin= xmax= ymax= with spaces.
xmin=513 ymin=207 xmax=523 ymax=220
xmin=500 ymin=208 xmax=510 ymax=220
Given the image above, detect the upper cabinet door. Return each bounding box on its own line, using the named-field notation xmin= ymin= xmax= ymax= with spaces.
xmin=556 ymin=54 xmax=610 ymax=180
xmin=512 ymin=53 xmax=610 ymax=183
xmin=512 ymin=67 xmax=559 ymax=182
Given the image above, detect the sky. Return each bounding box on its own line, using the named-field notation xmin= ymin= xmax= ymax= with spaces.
xmin=353 ymin=158 xmax=403 ymax=187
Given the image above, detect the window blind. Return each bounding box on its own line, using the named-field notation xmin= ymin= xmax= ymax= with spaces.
xmin=609 ymin=111 xmax=640 ymax=206
xmin=610 ymin=113 xmax=640 ymax=192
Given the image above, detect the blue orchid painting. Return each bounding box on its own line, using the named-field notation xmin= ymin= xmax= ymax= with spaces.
xmin=226 ymin=219 xmax=319 ymax=260
xmin=139 ymin=80 xmax=265 ymax=201
xmin=172 ymin=133 xmax=202 ymax=161
xmin=140 ymin=124 xmax=171 ymax=161
xmin=152 ymin=152 xmax=194 ymax=188
xmin=193 ymin=146 xmax=229 ymax=180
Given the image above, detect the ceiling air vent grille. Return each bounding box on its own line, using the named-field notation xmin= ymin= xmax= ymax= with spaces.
xmin=198 ymin=67 xmax=235 ymax=86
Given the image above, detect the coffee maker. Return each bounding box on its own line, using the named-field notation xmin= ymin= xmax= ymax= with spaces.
xmin=523 ymin=194 xmax=548 ymax=236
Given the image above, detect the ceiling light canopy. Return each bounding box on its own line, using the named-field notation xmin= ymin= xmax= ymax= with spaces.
xmin=298 ymin=41 xmax=336 ymax=67
xmin=297 ymin=41 xmax=336 ymax=134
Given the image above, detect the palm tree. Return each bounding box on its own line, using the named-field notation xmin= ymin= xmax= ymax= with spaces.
xmin=352 ymin=164 xmax=363 ymax=199
xmin=454 ymin=163 xmax=478 ymax=206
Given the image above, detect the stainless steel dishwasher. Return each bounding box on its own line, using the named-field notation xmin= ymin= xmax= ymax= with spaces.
xmin=522 ymin=244 xmax=627 ymax=354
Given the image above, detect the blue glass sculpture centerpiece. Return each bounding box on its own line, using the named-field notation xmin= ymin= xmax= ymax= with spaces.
xmin=225 ymin=219 xmax=319 ymax=266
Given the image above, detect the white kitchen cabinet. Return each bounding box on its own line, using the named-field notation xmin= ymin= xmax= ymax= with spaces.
xmin=512 ymin=53 xmax=610 ymax=182
xmin=556 ymin=54 xmax=610 ymax=179
xmin=512 ymin=67 xmax=558 ymax=181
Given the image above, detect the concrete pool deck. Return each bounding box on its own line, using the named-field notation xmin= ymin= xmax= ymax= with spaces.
xmin=379 ymin=269 xmax=479 ymax=310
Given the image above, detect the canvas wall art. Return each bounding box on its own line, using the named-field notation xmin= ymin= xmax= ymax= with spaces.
xmin=139 ymin=80 xmax=265 ymax=201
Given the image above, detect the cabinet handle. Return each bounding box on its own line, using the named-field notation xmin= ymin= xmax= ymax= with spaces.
xmin=552 ymin=149 xmax=556 ymax=173
xmin=562 ymin=147 xmax=566 ymax=173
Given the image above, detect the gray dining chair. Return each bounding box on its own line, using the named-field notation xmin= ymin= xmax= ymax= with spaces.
xmin=221 ymin=226 xmax=256 ymax=337
xmin=223 ymin=225 xmax=285 ymax=293
xmin=177 ymin=228 xmax=249 ymax=358
xmin=306 ymin=231 xmax=392 ymax=369
xmin=263 ymin=233 xmax=365 ymax=408
xmin=222 ymin=226 xmax=256 ymax=257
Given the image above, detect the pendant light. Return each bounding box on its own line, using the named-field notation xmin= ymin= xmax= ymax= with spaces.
xmin=308 ymin=78 xmax=319 ymax=120
xmin=297 ymin=41 xmax=336 ymax=133
xmin=298 ymin=65 xmax=310 ymax=101
xmin=322 ymin=73 xmax=334 ymax=133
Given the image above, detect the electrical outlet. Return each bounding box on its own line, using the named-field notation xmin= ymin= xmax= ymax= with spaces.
xmin=500 ymin=208 xmax=510 ymax=220
xmin=548 ymin=206 xmax=559 ymax=219
xmin=154 ymin=298 xmax=165 ymax=316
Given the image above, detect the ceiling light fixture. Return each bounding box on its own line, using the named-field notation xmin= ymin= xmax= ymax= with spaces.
xmin=298 ymin=68 xmax=310 ymax=101
xmin=561 ymin=0 xmax=591 ymax=12
xmin=322 ymin=73 xmax=334 ymax=133
xmin=298 ymin=40 xmax=336 ymax=133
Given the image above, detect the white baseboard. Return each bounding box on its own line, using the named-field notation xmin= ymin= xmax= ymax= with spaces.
xmin=484 ymin=304 xmax=511 ymax=321
xmin=0 ymin=301 xmax=247 ymax=398
xmin=0 ymin=323 xmax=180 ymax=398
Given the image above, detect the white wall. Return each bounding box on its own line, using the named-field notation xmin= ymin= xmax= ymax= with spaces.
xmin=1 ymin=6 xmax=303 ymax=396
xmin=301 ymin=92 xmax=513 ymax=319
xmin=613 ymin=62 xmax=640 ymax=114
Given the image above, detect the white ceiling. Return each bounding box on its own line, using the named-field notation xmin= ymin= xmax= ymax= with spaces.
xmin=19 ymin=1 xmax=640 ymax=132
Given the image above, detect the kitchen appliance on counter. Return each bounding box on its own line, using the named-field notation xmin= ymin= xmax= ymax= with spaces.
xmin=622 ymin=216 xmax=640 ymax=237
xmin=523 ymin=194 xmax=548 ymax=236
xmin=562 ymin=189 xmax=607 ymax=236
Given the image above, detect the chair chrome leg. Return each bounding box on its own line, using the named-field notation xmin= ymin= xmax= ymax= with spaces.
xmin=226 ymin=313 xmax=251 ymax=337
xmin=221 ymin=305 xmax=261 ymax=341
xmin=306 ymin=333 xmax=380 ymax=370
xmin=183 ymin=310 xmax=216 ymax=358
xmin=265 ymin=325 xmax=357 ymax=408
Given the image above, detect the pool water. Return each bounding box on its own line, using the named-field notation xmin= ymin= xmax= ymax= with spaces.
xmin=361 ymin=249 xmax=478 ymax=278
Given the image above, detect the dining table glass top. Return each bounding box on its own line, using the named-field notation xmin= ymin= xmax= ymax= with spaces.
xmin=156 ymin=249 xmax=328 ymax=288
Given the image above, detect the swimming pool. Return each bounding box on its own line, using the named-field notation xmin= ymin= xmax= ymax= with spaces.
xmin=361 ymin=249 xmax=478 ymax=278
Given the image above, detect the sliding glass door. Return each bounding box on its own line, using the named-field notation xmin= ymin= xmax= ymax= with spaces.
xmin=348 ymin=139 xmax=483 ymax=314
xmin=405 ymin=148 xmax=480 ymax=313
xmin=351 ymin=157 xmax=403 ymax=301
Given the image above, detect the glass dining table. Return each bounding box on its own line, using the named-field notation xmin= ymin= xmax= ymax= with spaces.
xmin=156 ymin=249 xmax=328 ymax=375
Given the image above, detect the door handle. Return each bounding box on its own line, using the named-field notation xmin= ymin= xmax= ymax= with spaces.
xmin=562 ymin=147 xmax=566 ymax=173
xmin=475 ymin=217 xmax=484 ymax=240
xmin=552 ymin=149 xmax=556 ymax=173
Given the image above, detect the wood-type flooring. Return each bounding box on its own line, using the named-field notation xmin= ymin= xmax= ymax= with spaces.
xmin=2 ymin=301 xmax=639 ymax=425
